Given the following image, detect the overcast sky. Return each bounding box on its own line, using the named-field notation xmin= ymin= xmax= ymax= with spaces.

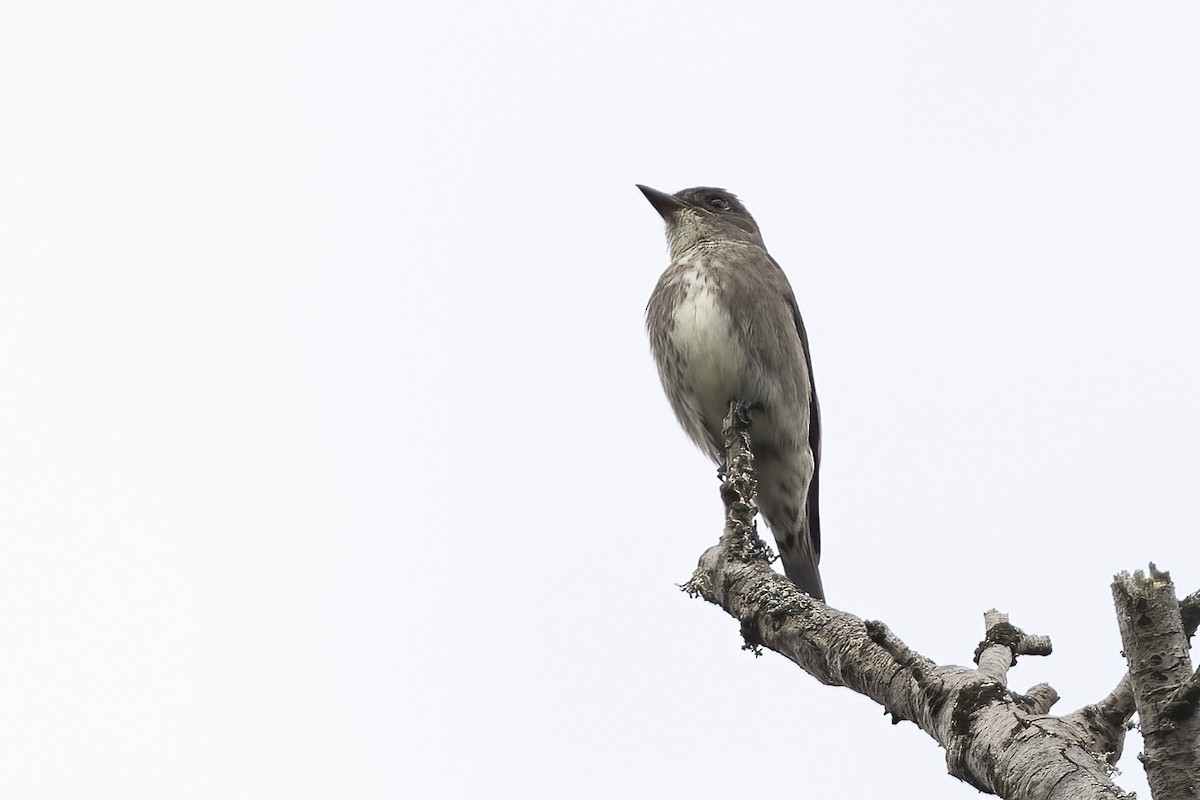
xmin=3 ymin=3 xmax=1198 ymax=798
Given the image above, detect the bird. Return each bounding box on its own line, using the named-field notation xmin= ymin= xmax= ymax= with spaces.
xmin=639 ymin=184 xmax=825 ymax=601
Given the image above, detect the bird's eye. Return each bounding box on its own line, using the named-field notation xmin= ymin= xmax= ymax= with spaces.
xmin=708 ymin=197 xmax=730 ymax=210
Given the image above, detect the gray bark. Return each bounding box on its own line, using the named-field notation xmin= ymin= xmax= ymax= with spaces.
xmin=1113 ymin=567 xmax=1200 ymax=799
xmin=677 ymin=403 xmax=1195 ymax=799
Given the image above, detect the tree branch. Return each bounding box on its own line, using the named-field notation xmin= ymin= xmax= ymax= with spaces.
xmin=1161 ymin=664 xmax=1200 ymax=722
xmin=679 ymin=402 xmax=1131 ymax=800
xmin=1181 ymin=589 xmax=1200 ymax=640
xmin=1061 ymin=585 xmax=1200 ymax=768
xmin=1062 ymin=675 xmax=1134 ymax=768
xmin=1113 ymin=567 xmax=1200 ymax=797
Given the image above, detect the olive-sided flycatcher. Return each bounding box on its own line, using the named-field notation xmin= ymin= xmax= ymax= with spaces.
xmin=639 ymin=185 xmax=825 ymax=601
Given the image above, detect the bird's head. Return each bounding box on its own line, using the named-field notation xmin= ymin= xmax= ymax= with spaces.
xmin=637 ymin=185 xmax=765 ymax=258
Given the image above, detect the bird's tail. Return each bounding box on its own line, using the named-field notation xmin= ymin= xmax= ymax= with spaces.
xmin=775 ymin=518 xmax=824 ymax=602
xmin=754 ymin=451 xmax=824 ymax=602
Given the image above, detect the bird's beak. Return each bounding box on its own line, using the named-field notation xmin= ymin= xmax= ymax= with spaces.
xmin=637 ymin=184 xmax=687 ymax=220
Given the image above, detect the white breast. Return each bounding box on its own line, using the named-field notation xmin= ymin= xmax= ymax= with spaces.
xmin=669 ymin=266 xmax=748 ymax=425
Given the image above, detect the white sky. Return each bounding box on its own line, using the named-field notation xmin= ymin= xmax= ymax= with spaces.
xmin=2 ymin=3 xmax=1197 ymax=798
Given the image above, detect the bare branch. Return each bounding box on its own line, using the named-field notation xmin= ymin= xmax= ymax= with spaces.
xmin=1061 ymin=582 xmax=1200 ymax=767
xmin=1161 ymin=663 xmax=1200 ymax=722
xmin=1112 ymin=565 xmax=1200 ymax=797
xmin=1011 ymin=683 xmax=1059 ymax=715
xmin=1063 ymin=676 xmax=1134 ymax=767
xmin=866 ymin=619 xmax=936 ymax=690
xmin=974 ymin=609 xmax=1053 ymax=684
xmin=678 ymin=402 xmax=1133 ymax=800
xmin=1181 ymin=589 xmax=1200 ymax=640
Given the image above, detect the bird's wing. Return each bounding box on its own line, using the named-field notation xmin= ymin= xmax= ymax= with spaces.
xmin=771 ymin=256 xmax=821 ymax=561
